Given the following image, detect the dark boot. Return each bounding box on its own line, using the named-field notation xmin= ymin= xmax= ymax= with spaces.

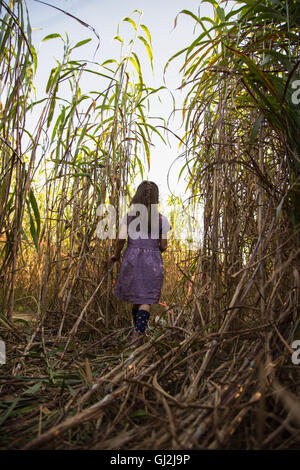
xmin=135 ymin=309 xmax=150 ymax=334
xmin=129 ymin=309 xmax=150 ymax=346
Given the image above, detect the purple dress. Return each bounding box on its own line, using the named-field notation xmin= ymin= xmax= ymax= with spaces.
xmin=114 ymin=213 xmax=171 ymax=304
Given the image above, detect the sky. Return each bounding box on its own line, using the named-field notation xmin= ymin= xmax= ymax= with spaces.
xmin=26 ymin=0 xmax=215 ymax=207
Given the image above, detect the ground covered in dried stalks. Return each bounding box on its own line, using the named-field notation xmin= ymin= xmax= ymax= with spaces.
xmin=1 ymin=309 xmax=299 ymax=450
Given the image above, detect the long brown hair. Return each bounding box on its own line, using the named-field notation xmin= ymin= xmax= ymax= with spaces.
xmin=129 ymin=180 xmax=159 ymax=231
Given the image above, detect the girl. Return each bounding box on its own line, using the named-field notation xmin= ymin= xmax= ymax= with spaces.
xmin=110 ymin=181 xmax=171 ymax=343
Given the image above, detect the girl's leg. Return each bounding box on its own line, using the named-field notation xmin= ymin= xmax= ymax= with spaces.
xmin=139 ymin=304 xmax=150 ymax=312
xmin=135 ymin=304 xmax=150 ymax=334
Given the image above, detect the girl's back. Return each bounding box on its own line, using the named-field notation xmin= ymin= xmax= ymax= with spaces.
xmin=122 ymin=212 xmax=170 ymax=251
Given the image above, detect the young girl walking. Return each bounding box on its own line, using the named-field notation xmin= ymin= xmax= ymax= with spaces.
xmin=110 ymin=181 xmax=171 ymax=344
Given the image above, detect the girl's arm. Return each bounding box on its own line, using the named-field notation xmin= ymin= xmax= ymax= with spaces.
xmin=159 ymin=214 xmax=171 ymax=253
xmin=111 ymin=238 xmax=126 ymax=261
xmin=111 ymin=223 xmax=127 ymax=262
xmin=159 ymin=235 xmax=168 ymax=253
